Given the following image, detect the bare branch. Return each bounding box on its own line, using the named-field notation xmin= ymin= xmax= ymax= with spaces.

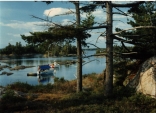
xmin=114 ymin=52 xmax=138 ymax=56
xmin=84 ymin=25 xmax=108 ymax=30
xmin=82 ymin=59 xmax=100 ymax=66
xmin=113 ymin=7 xmax=130 ymax=16
xmin=113 ymin=19 xmax=125 ymax=24
xmin=113 ymin=35 xmax=137 ymax=45
xmin=121 ymin=41 xmax=130 ymax=52
xmin=113 ymin=26 xmax=156 ymax=35
xmin=95 ymin=31 xmax=106 ymax=44
xmin=82 ymin=53 xmax=107 ymax=59
xmin=31 ymin=15 xmax=63 ymax=28
xmin=86 ymin=42 xmax=101 ymax=49
xmin=113 ymin=12 xmax=129 ymax=16
xmin=31 ymin=15 xmax=108 ymax=31
xmin=121 ymin=52 xmax=137 ymax=55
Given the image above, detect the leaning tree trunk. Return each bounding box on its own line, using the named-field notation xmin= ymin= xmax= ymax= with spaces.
xmin=104 ymin=1 xmax=113 ymax=97
xmin=75 ymin=1 xmax=82 ymax=92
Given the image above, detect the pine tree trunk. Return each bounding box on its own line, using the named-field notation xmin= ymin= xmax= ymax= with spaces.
xmin=104 ymin=1 xmax=113 ymax=97
xmin=75 ymin=1 xmax=82 ymax=92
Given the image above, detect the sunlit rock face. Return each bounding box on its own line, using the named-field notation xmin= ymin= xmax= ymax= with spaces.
xmin=127 ymin=56 xmax=156 ymax=99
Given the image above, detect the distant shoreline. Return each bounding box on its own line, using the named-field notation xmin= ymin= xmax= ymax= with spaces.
xmin=0 ymin=52 xmax=105 ymax=60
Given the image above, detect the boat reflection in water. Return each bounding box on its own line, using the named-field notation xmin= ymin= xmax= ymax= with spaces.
xmin=37 ymin=74 xmax=55 ymax=84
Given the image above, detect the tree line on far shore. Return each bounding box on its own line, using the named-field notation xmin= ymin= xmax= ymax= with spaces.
xmin=0 ymin=42 xmax=77 ymax=56
xmin=0 ymin=41 xmax=109 ymax=56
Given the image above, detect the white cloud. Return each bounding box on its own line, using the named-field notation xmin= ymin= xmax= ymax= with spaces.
xmin=113 ymin=22 xmax=131 ymax=32
xmin=98 ymin=36 xmax=105 ymax=40
xmin=114 ymin=15 xmax=127 ymax=19
xmin=61 ymin=19 xmax=74 ymax=25
xmin=0 ymin=20 xmax=47 ymax=31
xmin=9 ymin=39 xmax=13 ymax=42
xmin=44 ymin=8 xmax=75 ymax=17
xmin=43 ymin=7 xmax=107 ymax=25
xmin=23 ymin=32 xmax=32 ymax=36
xmin=7 ymin=33 xmax=21 ymax=38
xmin=43 ymin=7 xmax=106 ymax=21
xmin=81 ymin=8 xmax=106 ymax=21
xmin=93 ymin=9 xmax=106 ymax=19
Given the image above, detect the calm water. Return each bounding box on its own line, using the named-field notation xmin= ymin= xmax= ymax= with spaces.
xmin=0 ymin=50 xmax=106 ymax=86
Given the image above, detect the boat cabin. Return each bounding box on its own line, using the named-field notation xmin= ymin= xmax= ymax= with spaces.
xmin=38 ymin=65 xmax=51 ymax=71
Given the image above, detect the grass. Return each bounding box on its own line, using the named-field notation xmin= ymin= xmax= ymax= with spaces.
xmin=0 ymin=73 xmax=156 ymax=113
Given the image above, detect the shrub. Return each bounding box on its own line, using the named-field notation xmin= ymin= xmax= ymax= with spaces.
xmin=54 ymin=77 xmax=67 ymax=83
xmin=1 ymin=90 xmax=26 ymax=103
xmin=7 ymin=81 xmax=33 ymax=92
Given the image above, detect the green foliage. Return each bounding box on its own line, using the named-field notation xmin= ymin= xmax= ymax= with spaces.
xmin=113 ymin=86 xmax=136 ymax=98
xmin=96 ymin=48 xmax=106 ymax=54
xmin=0 ymin=41 xmax=77 ymax=56
xmin=51 ymin=86 xmax=156 ymax=113
xmin=1 ymin=90 xmax=26 ymax=103
xmin=0 ymin=42 xmax=43 ymax=55
xmin=81 ymin=12 xmax=95 ymax=28
xmin=21 ymin=26 xmax=91 ymax=48
xmin=49 ymin=42 xmax=77 ymax=56
xmin=7 ymin=82 xmax=33 ymax=92
xmin=19 ymin=29 xmax=91 ymax=56
xmin=54 ymin=77 xmax=67 ymax=83
xmin=49 ymin=26 xmax=91 ymax=47
xmin=31 ymin=83 xmax=54 ymax=93
xmin=115 ymin=2 xmax=156 ymax=60
xmin=113 ymin=45 xmax=136 ymax=86
xmin=20 ymin=11 xmax=95 ymax=53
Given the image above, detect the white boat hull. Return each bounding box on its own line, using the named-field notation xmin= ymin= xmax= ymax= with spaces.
xmin=39 ymin=69 xmax=54 ymax=76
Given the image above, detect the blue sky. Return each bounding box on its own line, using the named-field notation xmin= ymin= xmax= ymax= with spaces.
xmin=0 ymin=1 xmax=132 ymax=49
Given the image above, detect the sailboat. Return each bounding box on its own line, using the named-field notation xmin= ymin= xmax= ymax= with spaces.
xmin=50 ymin=60 xmax=59 ymax=68
xmin=37 ymin=65 xmax=54 ymax=76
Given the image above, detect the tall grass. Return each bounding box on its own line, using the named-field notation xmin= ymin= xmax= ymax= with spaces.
xmin=1 ymin=73 xmax=156 ymax=113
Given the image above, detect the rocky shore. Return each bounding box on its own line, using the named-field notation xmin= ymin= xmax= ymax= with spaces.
xmin=0 ymin=64 xmax=35 ymax=76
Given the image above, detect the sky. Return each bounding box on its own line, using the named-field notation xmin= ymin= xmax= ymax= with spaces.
xmin=0 ymin=1 xmax=133 ymax=49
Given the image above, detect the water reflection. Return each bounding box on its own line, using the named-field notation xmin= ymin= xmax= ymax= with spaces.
xmin=37 ymin=75 xmax=55 ymax=85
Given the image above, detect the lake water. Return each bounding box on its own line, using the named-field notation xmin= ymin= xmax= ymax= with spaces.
xmin=0 ymin=50 xmax=106 ymax=86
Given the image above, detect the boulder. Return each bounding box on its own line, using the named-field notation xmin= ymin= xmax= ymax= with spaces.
xmin=0 ymin=71 xmax=13 ymax=75
xmin=10 ymin=65 xmax=35 ymax=70
xmin=1 ymin=71 xmax=8 ymax=75
xmin=127 ymin=56 xmax=156 ymax=98
xmin=7 ymin=72 xmax=13 ymax=76
xmin=0 ymin=65 xmax=10 ymax=70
